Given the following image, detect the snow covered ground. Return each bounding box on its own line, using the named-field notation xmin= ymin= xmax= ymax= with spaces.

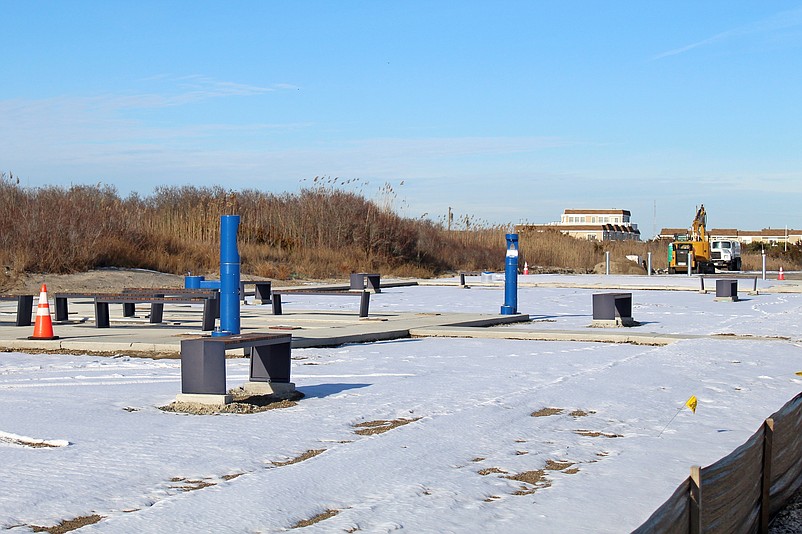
xmin=2 ymin=276 xmax=802 ymax=532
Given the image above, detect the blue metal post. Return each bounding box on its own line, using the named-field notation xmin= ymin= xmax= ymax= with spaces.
xmin=501 ymin=233 xmax=519 ymax=315
xmin=217 ymin=215 xmax=241 ymax=335
xmin=184 ymin=275 xmax=204 ymax=289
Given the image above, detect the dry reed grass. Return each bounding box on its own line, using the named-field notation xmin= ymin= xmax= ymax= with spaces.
xmin=1 ymin=174 xmax=798 ymax=279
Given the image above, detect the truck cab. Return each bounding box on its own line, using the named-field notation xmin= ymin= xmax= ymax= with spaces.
xmin=710 ymin=240 xmax=742 ymax=271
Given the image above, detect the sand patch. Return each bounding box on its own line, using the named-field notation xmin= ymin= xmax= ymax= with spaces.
xmin=531 ymin=407 xmax=564 ymax=417
xmin=291 ymin=509 xmax=339 ymax=528
xmin=478 ymin=467 xmax=508 ymax=476
xmin=544 ymin=459 xmax=575 ymax=471
xmin=31 ymin=515 xmax=103 ymax=533
xmin=574 ymin=430 xmax=623 ymax=438
xmin=506 ymin=470 xmax=551 ymax=495
xmin=169 ymin=477 xmax=217 ymax=492
xmin=0 ymin=431 xmax=68 ymax=449
xmin=272 ymin=449 xmax=326 ymax=467
xmin=352 ymin=417 xmax=420 ymax=436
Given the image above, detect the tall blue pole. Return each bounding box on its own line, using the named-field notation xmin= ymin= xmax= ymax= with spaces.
xmin=501 ymin=233 xmax=519 ymax=315
xmin=218 ymin=215 xmax=241 ymax=335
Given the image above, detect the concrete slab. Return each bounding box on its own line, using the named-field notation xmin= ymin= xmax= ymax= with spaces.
xmin=0 ymin=297 xmax=531 ymax=356
xmin=409 ymin=326 xmax=704 ymax=346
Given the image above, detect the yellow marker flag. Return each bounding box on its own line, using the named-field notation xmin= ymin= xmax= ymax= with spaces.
xmin=685 ymin=395 xmax=698 ymax=414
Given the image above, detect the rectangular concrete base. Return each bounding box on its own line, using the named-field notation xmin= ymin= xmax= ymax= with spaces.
xmin=175 ymin=393 xmax=233 ymax=405
xmin=241 ymin=381 xmax=296 ymax=396
xmin=591 ymin=318 xmax=637 ymax=328
xmin=714 ymin=296 xmax=739 ymax=302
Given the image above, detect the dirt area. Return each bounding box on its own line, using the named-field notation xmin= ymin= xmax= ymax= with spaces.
xmin=1 ymin=268 xmax=188 ymax=294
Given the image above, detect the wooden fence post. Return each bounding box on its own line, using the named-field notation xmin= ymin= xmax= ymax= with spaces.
xmin=760 ymin=418 xmax=774 ymax=533
xmin=690 ymin=465 xmax=702 ymax=534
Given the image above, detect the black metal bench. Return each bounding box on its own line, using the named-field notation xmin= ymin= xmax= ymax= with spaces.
xmin=271 ymin=289 xmax=371 ymax=318
xmin=239 ymin=280 xmax=272 ymax=304
xmin=592 ymin=292 xmax=635 ymax=327
xmin=349 ymin=273 xmax=381 ymax=293
xmin=458 ymin=271 xmax=481 ymax=288
xmin=180 ymin=332 xmax=292 ymax=398
xmin=0 ymin=294 xmax=34 ymax=326
xmin=55 ymin=292 xmax=137 ymax=322
xmin=54 ymin=289 xmax=220 ymax=325
xmin=698 ymin=275 xmax=758 ymax=295
xmin=93 ymin=294 xmax=219 ymax=330
xmin=714 ymin=279 xmax=739 ymax=302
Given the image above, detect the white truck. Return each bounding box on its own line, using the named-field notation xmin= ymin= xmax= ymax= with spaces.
xmin=710 ymin=240 xmax=742 ymax=271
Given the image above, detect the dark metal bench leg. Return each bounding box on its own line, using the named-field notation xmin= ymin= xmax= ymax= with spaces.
xmin=592 ymin=294 xmax=616 ymax=321
xmin=16 ymin=295 xmax=33 ymax=327
xmin=123 ymin=303 xmax=136 ymax=317
xmin=255 ymin=282 xmax=272 ymax=304
xmin=180 ymin=339 xmax=227 ymax=395
xmin=614 ymin=296 xmax=632 ymax=319
xmin=202 ymin=300 xmax=216 ymax=331
xmin=249 ymin=342 xmax=291 ymax=383
xmin=367 ymin=274 xmax=380 ymax=293
xmin=54 ymin=297 xmax=68 ymax=322
xmin=359 ymin=291 xmax=370 ymax=318
xmin=95 ymin=301 xmax=110 ymax=328
xmin=271 ymin=294 xmax=282 ymax=315
xmin=150 ymin=295 xmax=164 ymax=323
xmin=240 ymin=281 xmax=247 ymax=304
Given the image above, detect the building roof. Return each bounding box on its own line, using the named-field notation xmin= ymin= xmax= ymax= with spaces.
xmin=659 ymin=228 xmax=687 ymax=235
xmin=563 ymin=209 xmax=631 ymax=216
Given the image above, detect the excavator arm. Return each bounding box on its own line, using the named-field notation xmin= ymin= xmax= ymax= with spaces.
xmin=691 ymin=204 xmax=706 ymax=241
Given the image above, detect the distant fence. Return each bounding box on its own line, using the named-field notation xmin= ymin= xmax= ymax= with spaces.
xmin=633 ymin=392 xmax=802 ymax=533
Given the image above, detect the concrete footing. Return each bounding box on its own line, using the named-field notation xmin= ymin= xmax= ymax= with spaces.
xmin=241 ymin=381 xmax=297 ymax=397
xmin=714 ymin=296 xmax=739 ymax=302
xmin=591 ymin=318 xmax=637 ymax=328
xmin=175 ymin=393 xmax=233 ymax=405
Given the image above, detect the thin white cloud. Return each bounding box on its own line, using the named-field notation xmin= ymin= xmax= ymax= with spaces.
xmin=651 ymin=6 xmax=802 ymax=60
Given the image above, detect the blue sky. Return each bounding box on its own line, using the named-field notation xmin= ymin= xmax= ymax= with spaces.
xmin=2 ymin=2 xmax=802 ymax=236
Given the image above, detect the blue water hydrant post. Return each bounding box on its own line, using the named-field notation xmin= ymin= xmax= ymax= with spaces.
xmin=218 ymin=215 xmax=241 ymax=335
xmin=501 ymin=233 xmax=519 ymax=315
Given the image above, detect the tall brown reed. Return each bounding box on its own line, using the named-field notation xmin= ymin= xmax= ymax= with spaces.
xmin=0 ymin=174 xmax=798 ymax=280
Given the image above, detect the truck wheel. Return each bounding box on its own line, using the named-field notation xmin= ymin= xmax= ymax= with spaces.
xmin=668 ymin=267 xmax=676 ymax=274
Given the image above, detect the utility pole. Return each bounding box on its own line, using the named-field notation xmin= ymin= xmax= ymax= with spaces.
xmin=653 ymin=199 xmax=657 ymax=240
xmin=448 ymin=207 xmax=453 ymax=232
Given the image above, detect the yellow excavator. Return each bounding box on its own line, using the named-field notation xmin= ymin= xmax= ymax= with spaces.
xmin=668 ymin=205 xmax=714 ymax=274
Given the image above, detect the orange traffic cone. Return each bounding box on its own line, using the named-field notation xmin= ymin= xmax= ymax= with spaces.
xmin=778 ymin=267 xmax=785 ymax=281
xmin=29 ymin=283 xmax=58 ymax=340
xmin=523 ymin=261 xmax=529 ymax=275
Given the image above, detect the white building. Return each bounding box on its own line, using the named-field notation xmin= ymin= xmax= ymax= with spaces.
xmin=516 ymin=209 xmax=641 ymax=241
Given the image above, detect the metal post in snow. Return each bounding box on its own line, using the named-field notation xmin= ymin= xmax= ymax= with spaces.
xmin=217 ymin=214 xmax=241 ymax=336
xmin=647 ymin=252 xmax=652 ymax=277
xmin=605 ymin=251 xmax=610 ymax=275
xmin=762 ymin=250 xmax=767 ymax=280
xmin=688 ymin=251 xmax=693 ymax=277
xmin=501 ymin=233 xmax=518 ymax=315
